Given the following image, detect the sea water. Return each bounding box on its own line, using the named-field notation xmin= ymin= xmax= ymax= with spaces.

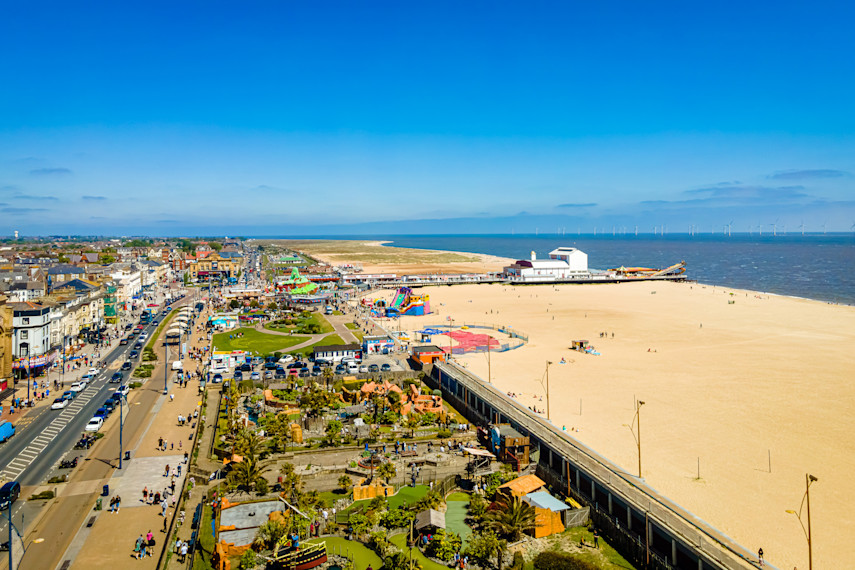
xmin=301 ymin=234 xmax=855 ymax=305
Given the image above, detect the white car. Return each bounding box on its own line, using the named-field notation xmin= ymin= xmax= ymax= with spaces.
xmin=51 ymin=397 xmax=69 ymax=410
xmin=277 ymin=355 xmax=294 ymax=365
xmin=359 ymin=365 xmax=368 ymax=373
xmin=84 ymin=417 xmax=103 ymax=432
xmin=69 ymin=381 xmax=86 ymax=392
xmin=139 ymin=333 xmax=149 ymax=341
xmin=115 ymin=384 xmax=130 ymax=396
xmin=88 ymin=367 xmax=98 ymax=375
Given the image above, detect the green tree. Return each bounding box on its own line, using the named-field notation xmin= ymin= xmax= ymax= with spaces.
xmin=380 ymin=506 xmax=414 ymax=530
xmin=227 ymin=454 xmax=266 ymax=493
xmin=209 ymin=241 xmax=223 ymax=251
xmin=468 ymin=493 xmax=488 ymax=521
xmin=250 ymin=299 xmax=260 ymax=309
xmin=484 ymin=494 xmax=536 ymax=542
xmin=267 ymin=302 xmax=278 ymax=312
xmin=377 ymin=461 xmax=397 ymax=484
xmin=254 ymin=519 xmax=290 ymax=550
xmin=372 ymin=394 xmax=385 ymax=424
xmin=464 ymin=530 xmax=508 ymax=570
xmin=404 ymin=415 xmax=420 ymax=437
xmin=388 ymin=390 xmax=402 ymax=415
xmin=425 ymin=530 xmax=462 ymax=562
xmin=302 ymin=386 xmax=331 ymax=417
xmin=325 ymin=419 xmax=343 ymax=446
xmin=98 ymin=253 xmax=115 ymax=264
xmin=338 ymin=474 xmax=353 ymax=494
xmin=349 ymin=513 xmax=372 ymax=540
xmin=229 ymin=299 xmax=241 ymax=309
xmin=279 ymin=462 xmax=304 ymax=502
xmin=239 ymin=549 xmax=258 ymax=570
xmin=183 ymin=272 xmax=190 ymax=286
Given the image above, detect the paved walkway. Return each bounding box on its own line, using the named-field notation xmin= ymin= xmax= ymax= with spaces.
xmin=62 ymin=296 xmax=207 ymax=569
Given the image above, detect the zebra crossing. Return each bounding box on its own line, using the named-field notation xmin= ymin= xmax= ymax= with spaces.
xmin=0 ymin=372 xmax=109 ymax=481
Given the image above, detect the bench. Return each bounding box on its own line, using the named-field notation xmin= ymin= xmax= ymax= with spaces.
xmin=60 ymin=561 xmax=72 ymax=570
xmin=86 ymin=516 xmax=96 ymax=528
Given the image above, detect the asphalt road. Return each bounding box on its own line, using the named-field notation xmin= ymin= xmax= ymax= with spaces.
xmin=0 ymin=290 xmax=192 ymax=566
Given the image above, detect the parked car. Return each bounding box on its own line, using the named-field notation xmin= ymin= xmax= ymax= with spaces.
xmin=121 ymin=361 xmax=132 ymax=370
xmin=298 ymin=369 xmax=310 ymax=378
xmin=88 ymin=367 xmax=99 ymax=375
xmin=62 ymin=390 xmax=76 ymax=401
xmin=69 ymin=381 xmax=86 ymax=392
xmin=120 ymin=338 xmax=129 ymax=345
xmin=240 ymin=363 xmax=252 ymax=372
xmin=234 ymin=371 xmax=243 ymax=380
xmin=84 ymin=417 xmax=104 ymax=432
xmin=250 ymin=372 xmax=260 ymax=381
xmin=129 ymin=350 xmax=140 ymax=359
xmin=115 ymin=384 xmax=130 ymax=396
xmin=368 ymin=364 xmax=380 ymax=372
xmin=212 ymin=373 xmax=223 ymax=383
xmin=51 ymin=397 xmax=69 ymax=410
xmin=111 ymin=372 xmax=123 ymax=383
xmin=94 ymin=407 xmax=109 ymax=420
xmin=381 ymin=363 xmax=392 ymax=371
xmin=359 ymin=365 xmax=368 ymax=373
xmin=335 ymin=364 xmax=346 ymax=374
xmin=277 ymin=355 xmax=294 ymax=365
xmin=102 ymin=399 xmax=116 ymax=413
xmin=263 ymin=362 xmax=277 ymax=370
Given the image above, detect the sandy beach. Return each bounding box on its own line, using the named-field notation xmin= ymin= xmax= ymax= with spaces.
xmin=269 ymin=239 xmax=511 ymax=275
xmin=367 ymin=280 xmax=854 ymax=569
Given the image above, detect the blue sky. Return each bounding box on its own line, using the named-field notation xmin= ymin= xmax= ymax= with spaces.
xmin=1 ymin=1 xmax=854 ymax=236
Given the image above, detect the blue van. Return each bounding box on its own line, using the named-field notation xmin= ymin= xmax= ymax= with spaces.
xmin=0 ymin=421 xmax=15 ymax=443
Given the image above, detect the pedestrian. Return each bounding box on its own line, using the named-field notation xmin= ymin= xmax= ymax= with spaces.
xmin=593 ymin=528 xmax=599 ymax=548
xmin=115 ymin=495 xmax=121 ymax=513
xmin=143 ymin=487 xmax=148 ymax=502
xmin=180 ymin=541 xmax=188 ymax=562
xmin=161 ymin=498 xmax=168 ymax=516
xmin=758 ymin=548 xmax=764 ymax=566
xmin=165 ymin=464 xmax=170 ymax=476
xmin=135 ymin=536 xmax=143 ymax=559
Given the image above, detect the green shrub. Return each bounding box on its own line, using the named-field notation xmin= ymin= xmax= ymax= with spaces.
xmin=129 ymin=381 xmax=143 ymax=389
xmin=436 ymin=429 xmax=452 ymax=439
xmin=425 ymin=529 xmax=462 ymax=562
xmin=512 ymin=551 xmax=524 ymax=570
xmin=29 ymin=490 xmax=55 ymax=500
xmin=255 ymin=477 xmax=269 ymax=495
xmin=533 ymin=551 xmax=597 ymax=570
xmin=239 ymin=549 xmax=258 ymax=569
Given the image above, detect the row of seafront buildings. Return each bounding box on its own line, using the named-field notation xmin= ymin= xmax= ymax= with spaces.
xmin=0 ymin=239 xmax=246 ymax=394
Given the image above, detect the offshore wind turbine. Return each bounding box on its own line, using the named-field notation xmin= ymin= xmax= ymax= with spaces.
xmin=800 ymin=220 xmax=805 ymax=236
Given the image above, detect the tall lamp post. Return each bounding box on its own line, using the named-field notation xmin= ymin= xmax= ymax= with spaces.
xmin=626 ymin=399 xmax=646 ymax=478
xmin=118 ymin=393 xmax=127 ymax=469
xmin=786 ymin=473 xmax=818 ymax=570
xmin=536 ymin=361 xmax=553 ymax=420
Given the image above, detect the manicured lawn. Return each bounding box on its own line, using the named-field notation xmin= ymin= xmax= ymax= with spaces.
xmin=389 ymin=534 xmax=450 ymax=570
xmin=288 ymin=333 xmax=345 ymax=357
xmin=319 ymin=489 xmax=350 ymax=507
xmin=306 ymin=537 xmax=382 ymax=570
xmin=345 ymin=322 xmax=359 ymax=330
xmin=339 ymin=485 xmax=431 ymax=518
xmin=212 ymin=327 xmax=310 ymax=355
xmin=193 ymin=504 xmax=216 ymax=570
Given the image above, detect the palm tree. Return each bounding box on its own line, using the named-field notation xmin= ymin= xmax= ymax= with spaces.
xmin=484 ymin=494 xmax=536 ymax=542
xmin=322 ymin=366 xmax=334 ymax=391
xmin=377 ymin=461 xmax=397 ymax=484
xmin=228 ymin=454 xmax=265 ymax=494
xmin=338 ymin=474 xmax=353 ymax=494
xmin=254 ymin=519 xmax=290 ymax=550
xmin=234 ymin=429 xmax=263 ymax=458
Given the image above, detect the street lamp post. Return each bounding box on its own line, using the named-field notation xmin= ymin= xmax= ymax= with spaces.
xmin=118 ymin=393 xmax=126 ymax=469
xmin=627 ymin=399 xmax=646 ymax=478
xmin=786 ymin=473 xmax=818 ymax=570
xmin=545 ymin=360 xmax=552 ymax=419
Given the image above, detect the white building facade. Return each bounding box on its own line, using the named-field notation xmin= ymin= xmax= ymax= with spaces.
xmin=503 ymin=248 xmax=589 ymax=282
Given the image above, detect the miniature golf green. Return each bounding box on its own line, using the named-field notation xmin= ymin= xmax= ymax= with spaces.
xmin=306 ymin=537 xmax=382 ymax=570
xmin=444 ymin=494 xmax=471 ymax=545
xmin=340 ymin=485 xmax=431 ymax=516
